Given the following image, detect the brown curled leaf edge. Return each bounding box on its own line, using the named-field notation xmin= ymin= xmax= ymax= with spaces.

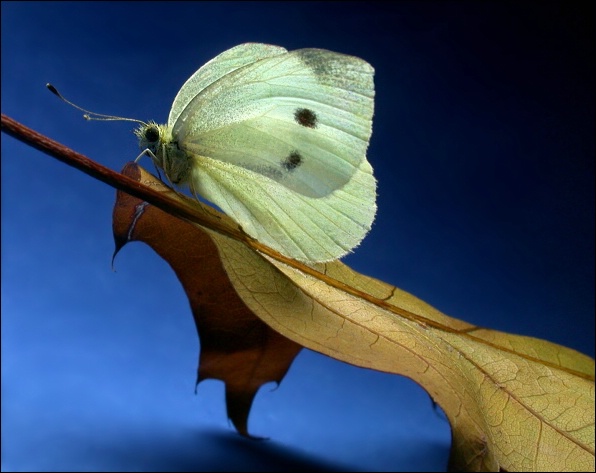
xmin=112 ymin=164 xmax=303 ymax=438
xmin=112 ymin=163 xmax=594 ymax=472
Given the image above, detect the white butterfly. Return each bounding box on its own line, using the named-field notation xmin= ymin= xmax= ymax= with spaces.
xmin=136 ymin=43 xmax=376 ymax=263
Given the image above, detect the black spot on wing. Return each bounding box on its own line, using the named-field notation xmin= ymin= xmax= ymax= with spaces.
xmin=294 ymin=108 xmax=317 ymax=128
xmin=282 ymin=151 xmax=303 ymax=172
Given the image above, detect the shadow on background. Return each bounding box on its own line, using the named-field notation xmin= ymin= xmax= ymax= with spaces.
xmin=70 ymin=425 xmax=449 ymax=472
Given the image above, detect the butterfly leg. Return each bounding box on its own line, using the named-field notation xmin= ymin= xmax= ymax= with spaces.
xmin=134 ymin=148 xmax=164 ymax=181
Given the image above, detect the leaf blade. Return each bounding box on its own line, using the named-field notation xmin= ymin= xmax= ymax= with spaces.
xmin=114 ymin=163 xmax=594 ymax=471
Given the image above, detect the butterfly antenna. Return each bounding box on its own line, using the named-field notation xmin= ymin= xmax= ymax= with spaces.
xmin=46 ymin=83 xmax=145 ymax=125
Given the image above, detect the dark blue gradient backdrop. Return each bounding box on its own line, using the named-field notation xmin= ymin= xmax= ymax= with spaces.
xmin=2 ymin=2 xmax=593 ymax=471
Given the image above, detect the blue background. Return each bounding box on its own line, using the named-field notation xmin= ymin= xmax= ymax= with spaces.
xmin=2 ymin=2 xmax=593 ymax=471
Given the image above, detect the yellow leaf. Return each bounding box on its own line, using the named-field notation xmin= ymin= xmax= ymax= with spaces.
xmin=127 ymin=164 xmax=596 ymax=472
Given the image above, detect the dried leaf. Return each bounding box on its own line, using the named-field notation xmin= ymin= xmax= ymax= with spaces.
xmin=112 ymin=163 xmax=302 ymax=436
xmin=114 ymin=163 xmax=595 ymax=472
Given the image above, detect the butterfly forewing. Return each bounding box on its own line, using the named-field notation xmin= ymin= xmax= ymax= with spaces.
xmin=168 ymin=43 xmax=288 ymax=126
xmin=172 ymin=47 xmax=374 ymax=199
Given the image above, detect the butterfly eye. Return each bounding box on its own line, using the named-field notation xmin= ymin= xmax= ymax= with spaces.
xmin=144 ymin=126 xmax=160 ymax=143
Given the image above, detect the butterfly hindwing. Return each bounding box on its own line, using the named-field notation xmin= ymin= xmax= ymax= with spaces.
xmin=188 ymin=151 xmax=376 ymax=262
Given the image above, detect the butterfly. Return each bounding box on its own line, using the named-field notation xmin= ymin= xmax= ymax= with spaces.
xmin=135 ymin=43 xmax=377 ymax=263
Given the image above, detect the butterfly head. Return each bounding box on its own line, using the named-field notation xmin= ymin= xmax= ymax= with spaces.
xmin=45 ymin=84 xmax=190 ymax=184
xmin=135 ymin=122 xmax=191 ymax=186
xmin=135 ymin=121 xmax=166 ymax=159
